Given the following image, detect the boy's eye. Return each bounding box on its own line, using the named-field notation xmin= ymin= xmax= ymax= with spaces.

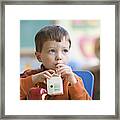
xmin=63 ymin=49 xmax=69 ymax=54
xmin=49 ymin=49 xmax=56 ymax=54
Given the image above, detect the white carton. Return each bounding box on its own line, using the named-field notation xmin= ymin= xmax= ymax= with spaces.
xmin=47 ymin=74 xmax=63 ymax=95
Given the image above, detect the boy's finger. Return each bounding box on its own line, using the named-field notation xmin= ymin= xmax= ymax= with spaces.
xmin=57 ymin=66 xmax=71 ymax=72
xmin=57 ymin=68 xmax=68 ymax=73
xmin=44 ymin=71 xmax=53 ymax=77
xmin=47 ymin=69 xmax=55 ymax=74
xmin=43 ymin=73 xmax=51 ymax=79
xmin=56 ymin=67 xmax=66 ymax=72
xmin=57 ymin=67 xmax=72 ymax=74
xmin=58 ymin=69 xmax=69 ymax=77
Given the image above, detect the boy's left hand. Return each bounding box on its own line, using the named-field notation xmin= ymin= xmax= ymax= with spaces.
xmin=56 ymin=64 xmax=77 ymax=85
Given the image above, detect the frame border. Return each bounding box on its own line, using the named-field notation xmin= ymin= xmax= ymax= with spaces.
xmin=0 ymin=0 xmax=119 ymax=119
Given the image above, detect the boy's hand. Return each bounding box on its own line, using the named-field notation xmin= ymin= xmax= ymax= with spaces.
xmin=56 ymin=64 xmax=77 ymax=85
xmin=32 ymin=70 xmax=55 ymax=84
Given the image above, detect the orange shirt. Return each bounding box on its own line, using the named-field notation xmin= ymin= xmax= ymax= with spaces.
xmin=20 ymin=69 xmax=91 ymax=100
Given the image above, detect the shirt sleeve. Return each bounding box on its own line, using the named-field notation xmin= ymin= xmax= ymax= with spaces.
xmin=20 ymin=76 xmax=33 ymax=100
xmin=68 ymin=75 xmax=92 ymax=100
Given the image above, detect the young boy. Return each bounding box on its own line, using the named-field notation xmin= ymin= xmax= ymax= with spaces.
xmin=20 ymin=25 xmax=91 ymax=100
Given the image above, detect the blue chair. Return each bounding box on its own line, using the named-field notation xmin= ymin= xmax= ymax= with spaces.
xmin=73 ymin=70 xmax=94 ymax=97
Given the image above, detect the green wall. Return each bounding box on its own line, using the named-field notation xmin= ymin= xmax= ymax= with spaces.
xmin=20 ymin=20 xmax=54 ymax=49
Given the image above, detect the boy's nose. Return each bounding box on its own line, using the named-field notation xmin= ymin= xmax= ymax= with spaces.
xmin=55 ymin=52 xmax=62 ymax=61
xmin=56 ymin=57 xmax=62 ymax=61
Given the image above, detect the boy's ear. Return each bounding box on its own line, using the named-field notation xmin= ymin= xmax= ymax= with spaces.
xmin=35 ymin=52 xmax=42 ymax=62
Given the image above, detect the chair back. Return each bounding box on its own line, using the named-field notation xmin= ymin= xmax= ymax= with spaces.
xmin=73 ymin=70 xmax=94 ymax=97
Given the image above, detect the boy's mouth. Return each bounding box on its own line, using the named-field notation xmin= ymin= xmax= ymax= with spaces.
xmin=55 ymin=63 xmax=59 ymax=66
xmin=55 ymin=64 xmax=59 ymax=69
xmin=55 ymin=62 xmax=64 ymax=66
xmin=55 ymin=63 xmax=62 ymax=68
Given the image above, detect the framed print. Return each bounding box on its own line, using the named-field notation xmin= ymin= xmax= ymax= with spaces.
xmin=0 ymin=0 xmax=119 ymax=119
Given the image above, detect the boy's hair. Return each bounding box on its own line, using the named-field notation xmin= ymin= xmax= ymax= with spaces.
xmin=35 ymin=25 xmax=71 ymax=52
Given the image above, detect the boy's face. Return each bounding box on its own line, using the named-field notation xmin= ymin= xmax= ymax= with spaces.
xmin=36 ymin=39 xmax=70 ymax=70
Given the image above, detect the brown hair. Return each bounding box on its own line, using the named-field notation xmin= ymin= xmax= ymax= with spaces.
xmin=35 ymin=25 xmax=71 ymax=52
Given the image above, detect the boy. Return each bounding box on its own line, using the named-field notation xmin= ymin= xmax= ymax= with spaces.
xmin=20 ymin=25 xmax=91 ymax=100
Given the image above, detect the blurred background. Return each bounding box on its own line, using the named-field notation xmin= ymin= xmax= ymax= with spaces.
xmin=20 ymin=20 xmax=100 ymax=99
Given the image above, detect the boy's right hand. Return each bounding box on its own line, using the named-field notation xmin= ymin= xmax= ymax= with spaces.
xmin=32 ymin=70 xmax=55 ymax=84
